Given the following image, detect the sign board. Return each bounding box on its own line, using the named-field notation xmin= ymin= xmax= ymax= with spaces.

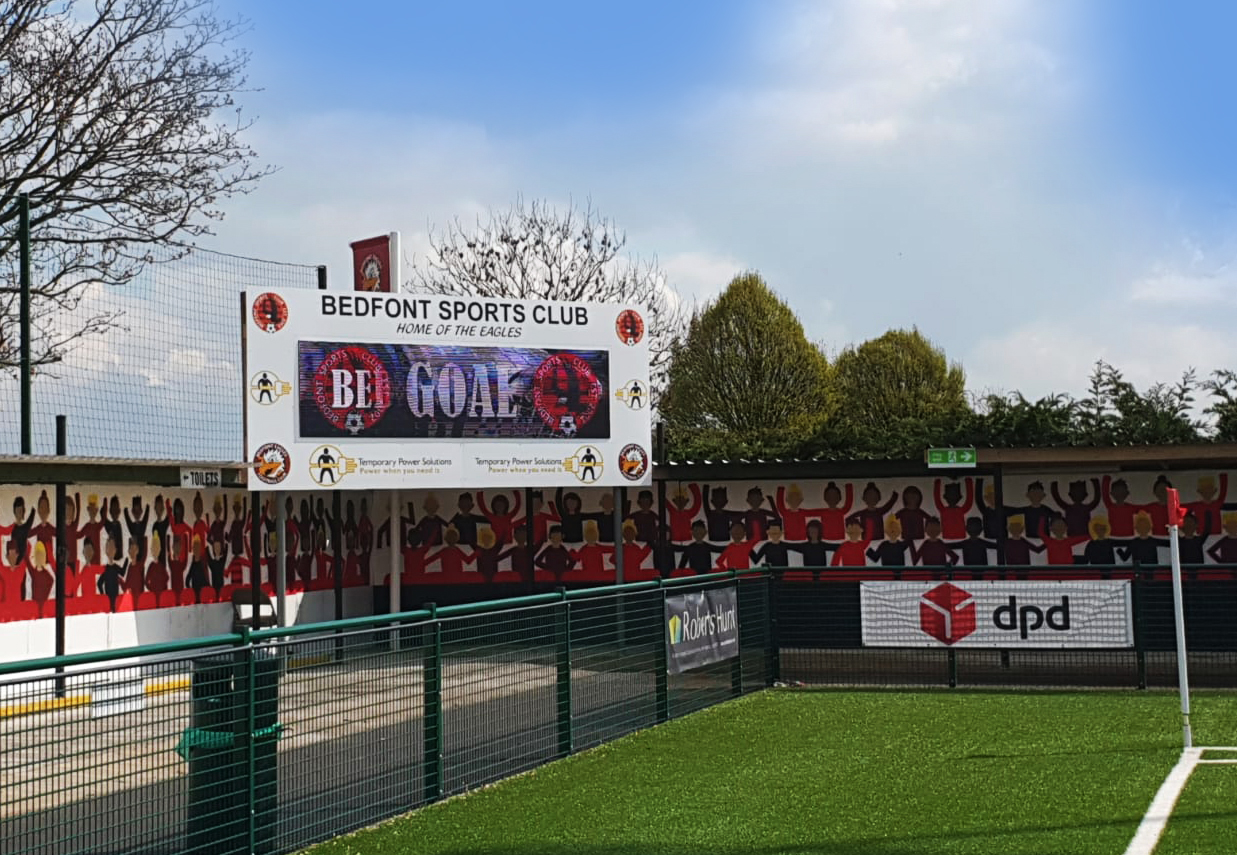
xmin=350 ymin=233 xmax=396 ymax=293
xmin=859 ymin=580 xmax=1134 ymax=649
xmin=180 ymin=468 xmax=221 ymax=489
xmin=242 ymin=289 xmax=652 ymax=491
xmin=665 ymin=586 xmax=740 ymax=674
xmin=926 ymin=447 xmax=977 ymax=468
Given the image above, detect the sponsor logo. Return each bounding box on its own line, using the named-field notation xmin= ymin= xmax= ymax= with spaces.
xmin=563 ymin=446 xmax=604 ymax=483
xmin=619 ymin=444 xmax=649 ymax=481
xmin=993 ymin=595 xmax=1072 ymax=639
xmin=673 ymin=602 xmax=738 ymax=643
xmin=615 ymin=379 xmax=646 ymax=409
xmin=312 ymin=345 xmax=392 ymax=434
xmin=918 ymin=583 xmax=1074 ymax=645
xmin=252 ymin=293 xmax=288 ymax=334
xmin=307 ymin=444 xmax=358 ymax=487
xmin=919 ymin=583 xmax=976 ymax=645
xmin=252 ymin=443 xmax=290 ymax=485
xmin=615 ymin=309 xmax=644 ymax=346
xmin=249 ymin=371 xmax=291 ymax=405
xmin=532 ymin=353 xmax=604 ymax=437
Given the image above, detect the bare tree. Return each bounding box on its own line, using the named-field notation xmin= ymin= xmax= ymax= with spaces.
xmin=0 ymin=0 xmax=272 ymax=371
xmin=411 ymin=197 xmax=685 ymax=395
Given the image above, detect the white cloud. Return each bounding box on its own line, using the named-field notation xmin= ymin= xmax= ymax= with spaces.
xmin=970 ymin=318 xmax=1237 ymax=405
xmin=1130 ymin=264 xmax=1237 ymax=306
xmin=716 ymin=0 xmax=1070 ymax=153
xmin=660 ymin=251 xmax=745 ymax=303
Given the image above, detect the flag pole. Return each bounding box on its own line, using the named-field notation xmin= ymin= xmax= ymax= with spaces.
xmin=1166 ymin=488 xmax=1191 ymax=749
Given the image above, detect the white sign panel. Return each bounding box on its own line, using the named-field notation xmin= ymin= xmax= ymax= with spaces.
xmin=860 ymin=580 xmax=1134 ymax=649
xmin=243 ymin=289 xmax=652 ymax=491
xmin=180 ymin=468 xmax=221 ymax=489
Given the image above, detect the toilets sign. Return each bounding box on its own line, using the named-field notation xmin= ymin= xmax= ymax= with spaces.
xmin=242 ymin=288 xmax=652 ymax=491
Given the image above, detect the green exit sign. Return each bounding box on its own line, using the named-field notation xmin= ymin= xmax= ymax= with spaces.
xmin=927 ymin=447 xmax=977 ymax=468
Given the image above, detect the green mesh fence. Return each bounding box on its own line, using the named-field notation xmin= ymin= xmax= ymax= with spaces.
xmin=0 ymin=242 xmax=319 ymax=459
xmin=0 ymin=572 xmax=772 ymax=855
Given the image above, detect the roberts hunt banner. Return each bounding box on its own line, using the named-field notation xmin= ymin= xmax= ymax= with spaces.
xmin=243 ymin=289 xmax=651 ymax=491
xmin=665 ymin=586 xmax=740 ymax=674
xmin=859 ymin=580 xmax=1134 ymax=649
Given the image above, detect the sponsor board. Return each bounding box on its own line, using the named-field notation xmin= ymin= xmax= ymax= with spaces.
xmin=665 ymin=586 xmax=740 ymax=674
xmin=243 ymin=289 xmax=651 ymax=490
xmin=860 ymin=580 xmax=1134 ymax=649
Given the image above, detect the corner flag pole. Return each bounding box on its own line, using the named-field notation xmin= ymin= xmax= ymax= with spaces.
xmin=1166 ymin=488 xmax=1191 ymax=749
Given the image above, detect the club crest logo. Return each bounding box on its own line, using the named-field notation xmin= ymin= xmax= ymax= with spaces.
xmin=312 ymin=346 xmax=391 ymax=434
xmin=619 ymin=444 xmax=649 ymax=481
xmin=252 ymin=443 xmax=291 ymax=485
xmin=249 ymin=371 xmax=291 ymax=405
xmin=533 ymin=353 xmax=603 ymax=437
xmin=615 ymin=309 xmax=644 ymax=346
xmin=358 ymin=253 xmax=383 ymax=291
xmin=252 ymin=293 xmax=288 ymax=334
xmin=307 ymin=445 xmax=358 ymax=487
xmin=615 ymin=379 xmax=647 ymax=410
xmin=563 ymin=446 xmax=604 ymax=483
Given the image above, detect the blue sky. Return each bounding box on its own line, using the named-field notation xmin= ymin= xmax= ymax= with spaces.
xmin=62 ymin=0 xmax=1237 ymax=441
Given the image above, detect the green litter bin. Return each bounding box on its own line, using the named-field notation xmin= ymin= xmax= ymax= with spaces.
xmin=178 ymin=649 xmax=283 ymax=855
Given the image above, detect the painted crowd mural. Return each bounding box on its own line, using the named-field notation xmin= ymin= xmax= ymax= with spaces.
xmin=0 ymin=487 xmax=374 ymax=623
xmin=2 ymin=469 xmax=1235 ymax=623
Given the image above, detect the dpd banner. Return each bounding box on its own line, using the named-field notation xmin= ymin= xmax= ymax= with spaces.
xmin=860 ymin=580 xmax=1134 ymax=649
xmin=665 ymin=586 xmax=739 ymax=675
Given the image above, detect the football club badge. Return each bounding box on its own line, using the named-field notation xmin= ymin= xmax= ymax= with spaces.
xmin=619 ymin=444 xmax=649 ymax=481
xmin=312 ymin=346 xmax=391 ymax=434
xmin=615 ymin=309 xmax=644 ymax=346
xmin=533 ymin=353 xmax=604 ymax=436
xmin=252 ymin=293 xmax=288 ymax=334
xmin=252 ymin=443 xmax=291 ymax=485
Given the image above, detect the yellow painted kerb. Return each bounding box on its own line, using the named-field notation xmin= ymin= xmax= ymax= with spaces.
xmin=0 ymin=694 xmax=90 ymax=718
xmin=0 ymin=675 xmax=192 ymax=719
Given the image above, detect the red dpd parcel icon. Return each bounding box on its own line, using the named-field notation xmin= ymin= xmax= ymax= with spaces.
xmin=919 ymin=582 xmax=977 ymax=645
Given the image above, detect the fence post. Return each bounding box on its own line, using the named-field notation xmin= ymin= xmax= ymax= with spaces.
xmin=422 ymin=604 xmax=443 ymax=803
xmin=54 ymin=415 xmax=67 ymax=697
xmin=1134 ymin=568 xmax=1148 ymax=690
xmin=244 ymin=634 xmax=257 ymax=855
xmin=654 ymin=579 xmax=669 ymax=723
xmin=730 ymin=571 xmax=743 ymax=697
xmin=767 ymin=570 xmax=781 ymax=686
xmin=555 ymin=589 xmax=573 ymax=757
xmin=18 ymin=192 xmax=32 ymax=455
xmin=947 ymin=568 xmax=958 ymax=689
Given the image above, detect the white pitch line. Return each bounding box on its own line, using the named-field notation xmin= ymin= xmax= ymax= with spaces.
xmin=1122 ymin=748 xmax=1203 ymax=855
xmin=1198 ymin=759 xmax=1237 ymax=765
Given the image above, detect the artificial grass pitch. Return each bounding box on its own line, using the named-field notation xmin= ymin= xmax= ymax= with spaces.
xmin=301 ymin=690 xmax=1237 ymax=855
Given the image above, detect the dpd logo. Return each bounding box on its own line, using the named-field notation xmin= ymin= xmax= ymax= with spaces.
xmin=994 ymin=596 xmax=1072 ymax=639
xmin=919 ymin=583 xmax=976 ymax=645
